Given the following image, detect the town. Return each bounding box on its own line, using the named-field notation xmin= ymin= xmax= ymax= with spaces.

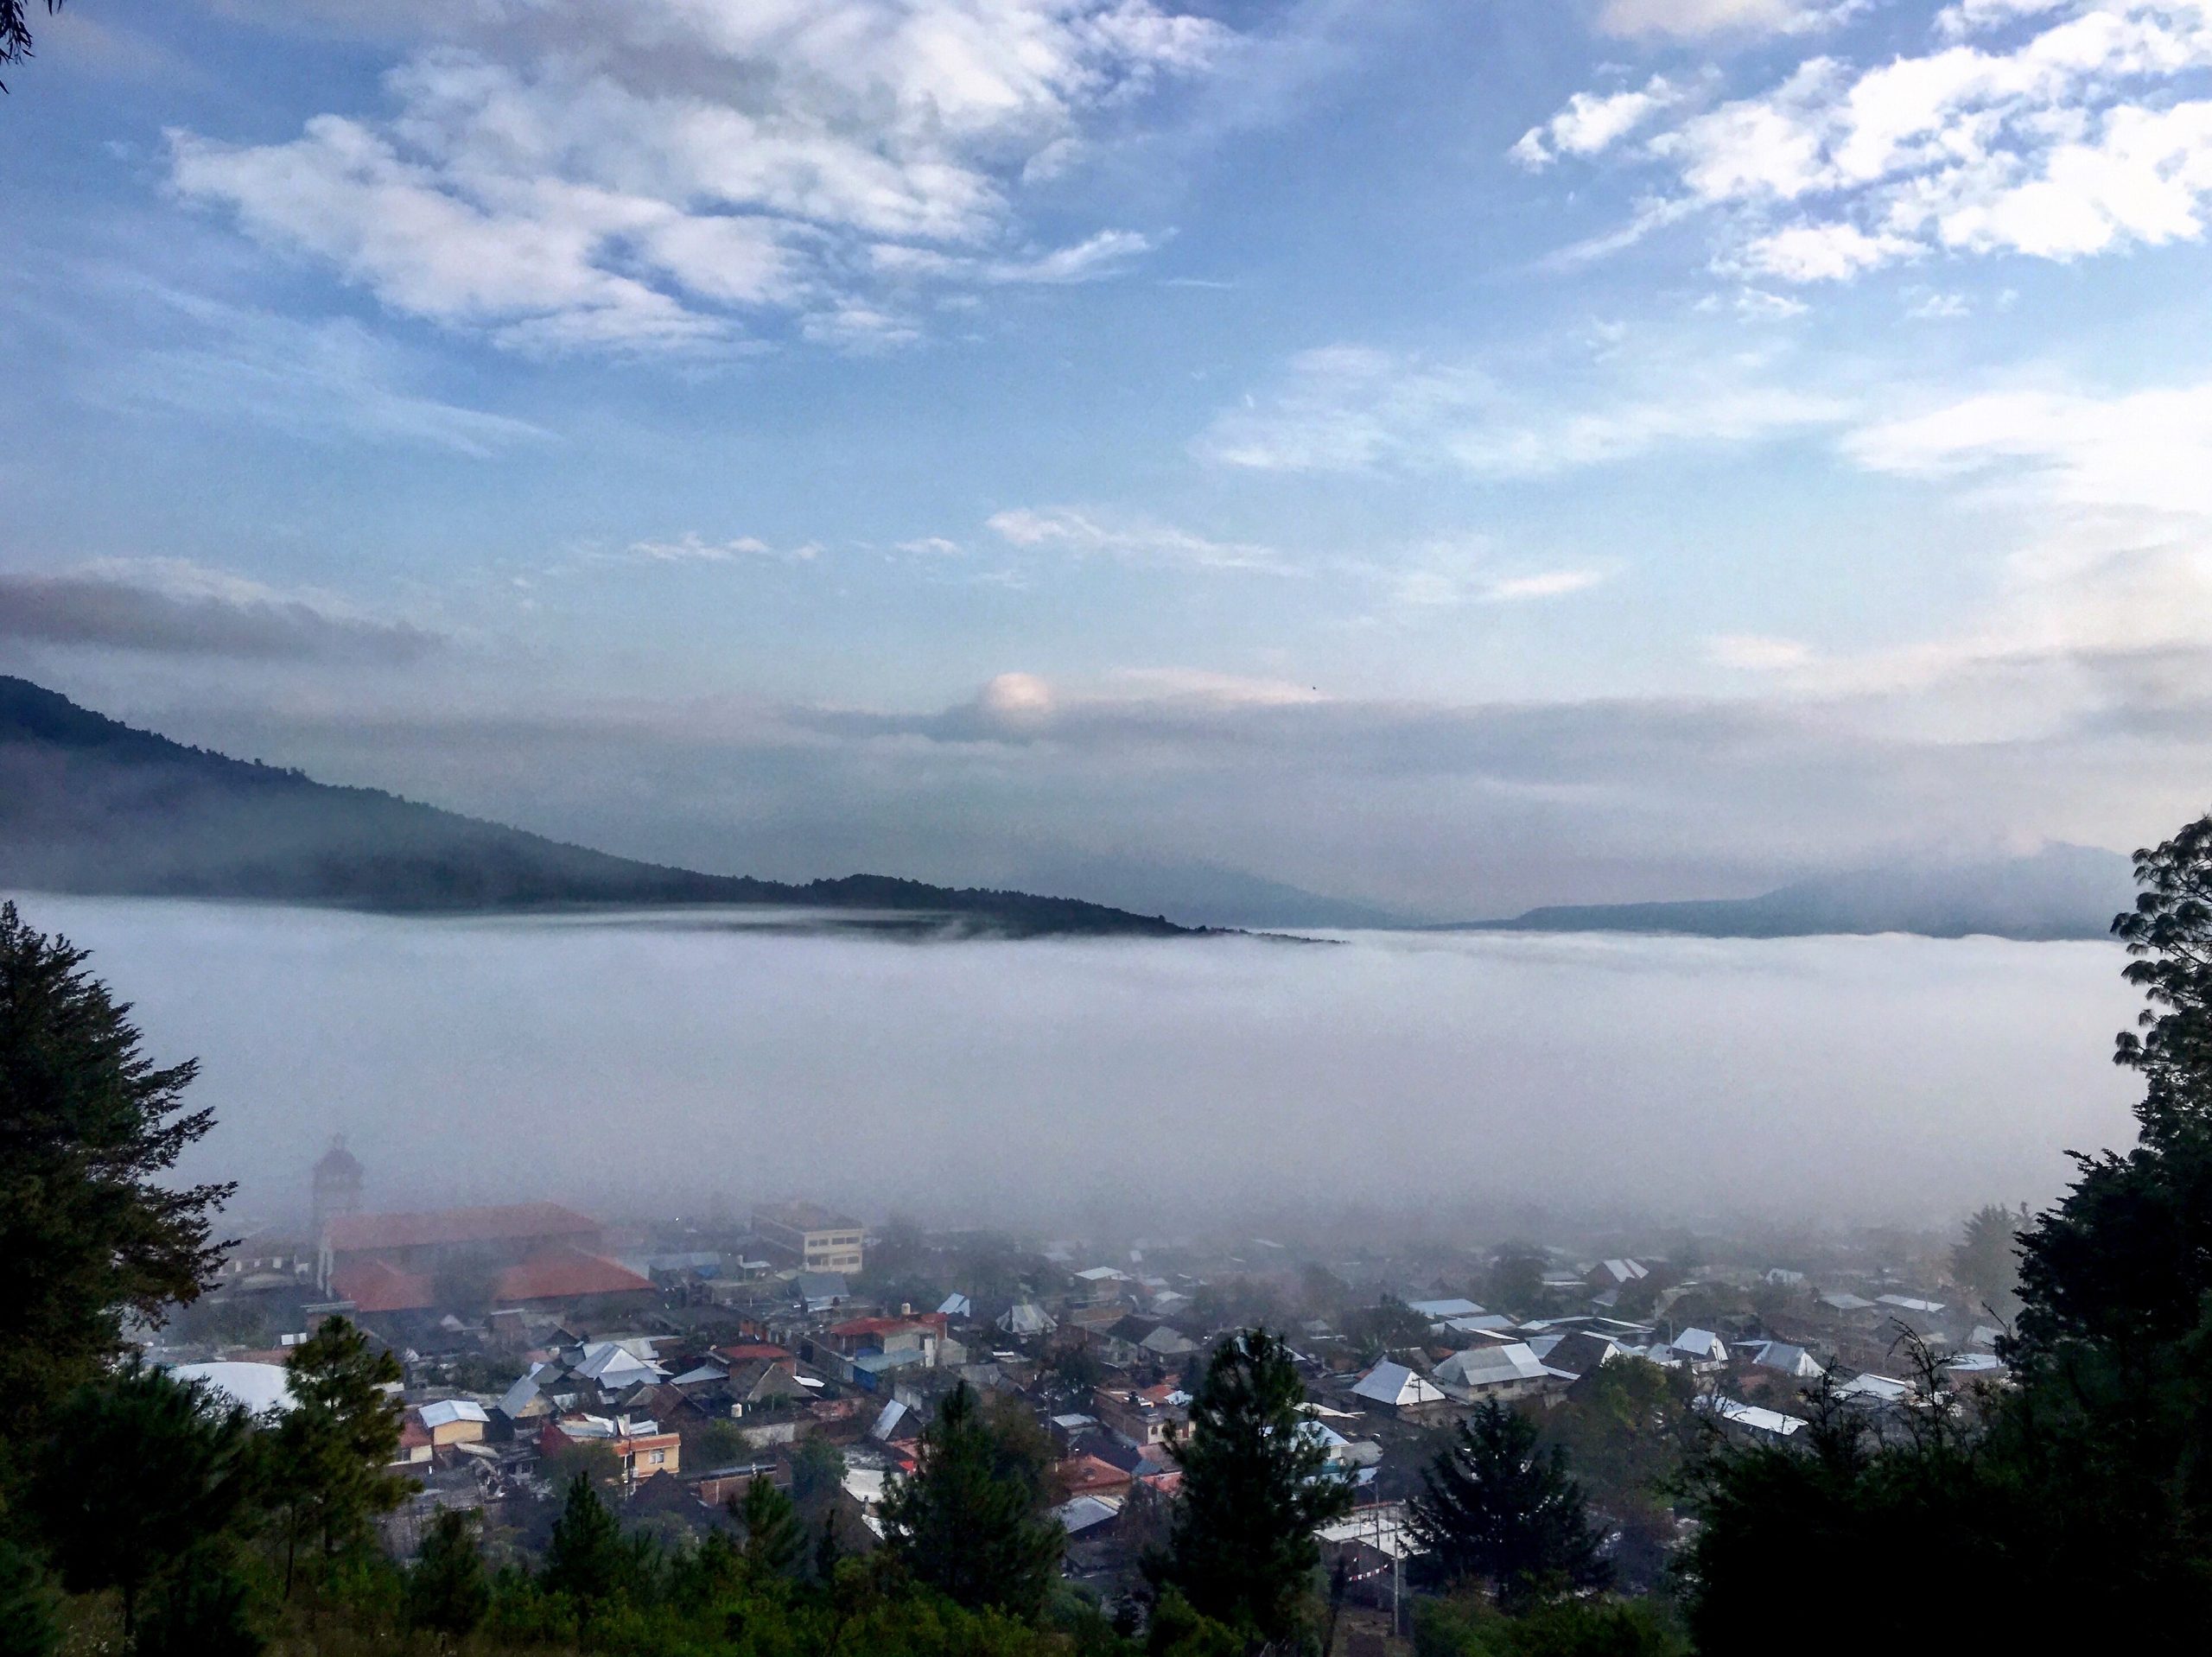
xmin=150 ymin=1135 xmax=2012 ymax=1646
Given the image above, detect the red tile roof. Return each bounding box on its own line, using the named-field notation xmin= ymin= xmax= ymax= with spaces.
xmin=495 ymin=1245 xmax=653 ymax=1304
xmin=325 ymin=1203 xmax=601 ymax=1254
xmin=1058 ymin=1455 xmax=1133 ymax=1496
xmin=331 ymin=1256 xmax=435 ymax=1313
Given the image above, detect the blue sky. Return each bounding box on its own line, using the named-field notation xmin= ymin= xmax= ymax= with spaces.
xmin=7 ymin=1 xmax=2212 ymax=917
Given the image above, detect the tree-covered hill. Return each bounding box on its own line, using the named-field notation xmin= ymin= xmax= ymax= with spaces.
xmin=0 ymin=677 xmax=1195 ymax=938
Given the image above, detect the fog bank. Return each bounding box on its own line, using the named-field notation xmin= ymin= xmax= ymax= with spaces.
xmin=14 ymin=894 xmax=2143 ymax=1234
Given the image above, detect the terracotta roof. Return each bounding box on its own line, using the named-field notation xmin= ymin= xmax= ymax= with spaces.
xmin=331 ymin=1256 xmax=435 ymax=1313
xmin=1058 ymin=1455 xmax=1133 ymax=1496
xmin=712 ymin=1343 xmax=793 ymax=1364
xmin=495 ymin=1245 xmax=653 ymax=1304
xmin=827 ymin=1314 xmax=947 ymax=1340
xmin=326 ymin=1203 xmax=601 ymax=1254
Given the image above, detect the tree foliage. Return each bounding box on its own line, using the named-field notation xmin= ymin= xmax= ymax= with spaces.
xmin=1148 ymin=1328 xmax=1353 ymax=1648
xmin=0 ymin=902 xmax=232 ymax=1423
xmin=737 ymin=1474 xmax=807 ymax=1583
xmin=880 ymin=1382 xmax=1065 ymax=1622
xmin=264 ymin=1316 xmax=410 ymax=1594
xmin=29 ymin=1363 xmax=254 ymax=1637
xmin=1411 ymin=1400 xmax=1608 ymax=1609
xmin=405 ymin=1509 xmax=491 ymax=1648
xmin=0 ymin=1 xmax=58 ymax=91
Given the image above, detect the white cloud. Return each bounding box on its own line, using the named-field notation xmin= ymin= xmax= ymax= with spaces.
xmin=1707 ymin=632 xmax=1817 ymax=669
xmin=1196 ymin=343 xmax=1848 ymax=479
xmin=1512 ymin=79 xmax=1681 ymax=169
xmin=621 ymin=534 xmax=821 ymax=563
xmin=1529 ymin=2 xmax=2212 ymax=283
xmin=1484 ymin=568 xmax=1611 ymax=601
xmin=1845 ymin=378 xmax=2212 ymax=517
xmin=987 ymin=506 xmax=1284 ymax=570
xmin=1596 ymin=0 xmax=1859 ymax=39
xmin=168 ymin=3 xmax=1228 ymax=352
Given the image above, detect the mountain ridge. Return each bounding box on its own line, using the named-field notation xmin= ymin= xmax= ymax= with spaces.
xmin=1443 ymin=842 xmax=2136 ymax=942
xmin=0 ymin=676 xmax=1205 ymax=939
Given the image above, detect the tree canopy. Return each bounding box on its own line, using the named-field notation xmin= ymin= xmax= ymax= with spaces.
xmin=0 ymin=901 xmax=232 ymax=1422
xmin=1411 ymin=1400 xmax=1608 ymax=1609
xmin=880 ymin=1381 xmax=1065 ymax=1622
xmin=1148 ymin=1328 xmax=1354 ymax=1648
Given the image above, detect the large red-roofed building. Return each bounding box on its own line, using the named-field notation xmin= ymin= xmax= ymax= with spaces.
xmin=320 ymin=1202 xmax=652 ymax=1317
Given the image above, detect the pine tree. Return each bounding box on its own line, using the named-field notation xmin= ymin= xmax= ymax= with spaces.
xmin=543 ymin=1473 xmax=627 ymax=1622
xmin=405 ymin=1509 xmax=491 ymax=1648
xmin=264 ymin=1317 xmax=410 ymax=1595
xmin=0 ymin=902 xmax=232 ymax=1424
xmin=737 ymin=1475 xmax=805 ymax=1581
xmin=880 ymin=1381 xmax=1065 ymax=1621
xmin=30 ymin=1363 xmax=254 ymax=1638
xmin=0 ymin=1538 xmax=58 ymax=1657
xmin=1409 ymin=1399 xmax=1609 ymax=1609
xmin=1148 ymin=1328 xmax=1355 ymax=1647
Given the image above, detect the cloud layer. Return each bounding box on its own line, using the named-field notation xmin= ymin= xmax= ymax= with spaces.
xmin=1525 ymin=2 xmax=2212 ymax=283
xmin=168 ymin=1 xmax=1228 ymax=352
xmin=0 ymin=562 xmax=439 ymax=663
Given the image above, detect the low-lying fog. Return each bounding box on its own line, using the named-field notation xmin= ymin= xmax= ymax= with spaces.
xmin=16 ymin=894 xmax=2144 ymax=1235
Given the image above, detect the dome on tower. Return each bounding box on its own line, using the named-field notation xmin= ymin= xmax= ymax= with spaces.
xmin=314 ymin=1135 xmax=364 ymax=1184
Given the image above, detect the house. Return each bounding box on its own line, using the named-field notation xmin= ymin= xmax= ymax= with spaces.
xmin=418 ymin=1398 xmax=490 ymax=1448
xmin=1139 ymin=1325 xmax=1199 ymax=1360
xmin=1587 ymin=1260 xmax=1649 ymax=1291
xmin=1058 ymin=1453 xmax=1135 ymax=1500
xmin=538 ymin=1413 xmax=681 ymax=1483
xmin=1744 ymin=1341 xmax=1826 ymax=1380
xmin=1819 ymin=1292 xmax=1878 ymax=1315
xmin=937 ymin=1293 xmax=973 ymax=1318
xmin=753 ymin=1203 xmax=866 ymax=1275
xmin=1433 ymin=1341 xmax=1555 ymax=1400
xmin=1668 ymin=1328 xmax=1729 ymax=1366
xmin=1529 ymin=1330 xmax=1624 ymax=1380
xmin=1052 ymin=1494 xmax=1123 ymax=1537
xmin=1406 ymin=1298 xmax=1484 ymax=1322
xmin=794 ymin=1273 xmax=850 ymax=1314
xmin=998 ymin=1302 xmax=1058 ymax=1337
xmin=1699 ymin=1397 xmax=1807 ymax=1444
xmin=1093 ymin=1383 xmax=1188 ymax=1448
xmin=1349 ymin=1361 xmax=1449 ymax=1417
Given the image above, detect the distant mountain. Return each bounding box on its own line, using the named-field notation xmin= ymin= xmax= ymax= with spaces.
xmin=0 ymin=676 xmax=1199 ymax=938
xmin=997 ymin=852 xmax=1413 ymax=932
xmin=1450 ymin=844 xmax=2137 ymax=943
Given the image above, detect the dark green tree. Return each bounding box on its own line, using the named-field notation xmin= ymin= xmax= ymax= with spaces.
xmin=737 ymin=1473 xmax=806 ymax=1581
xmin=542 ymin=1473 xmax=627 ymax=1622
xmin=880 ymin=1382 xmax=1065 ymax=1621
xmin=790 ymin=1434 xmax=847 ymax=1515
xmin=1412 ymin=1400 xmax=1608 ymax=1609
xmin=136 ymin=1543 xmax=262 ymax=1657
xmin=1484 ymin=1248 xmax=1548 ymax=1317
xmin=1952 ymin=1203 xmax=2024 ymax=1316
xmin=0 ymin=903 xmax=232 ymax=1425
xmin=0 ymin=1539 xmax=57 ymax=1657
xmin=263 ymin=1316 xmax=409 ymax=1594
xmin=405 ymin=1509 xmax=491 ymax=1648
xmin=1148 ymin=1328 xmax=1354 ymax=1647
xmin=30 ymin=1363 xmax=254 ymax=1637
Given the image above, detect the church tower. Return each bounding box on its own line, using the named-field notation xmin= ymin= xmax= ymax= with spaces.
xmin=311 ymin=1133 xmax=363 ymax=1243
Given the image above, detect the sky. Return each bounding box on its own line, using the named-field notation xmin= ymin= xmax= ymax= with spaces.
xmin=7 ymin=1 xmax=2212 ymax=917
xmin=24 ymin=896 xmax=2140 ymax=1230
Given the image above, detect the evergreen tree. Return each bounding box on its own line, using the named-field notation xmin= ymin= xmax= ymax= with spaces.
xmin=0 ymin=903 xmax=232 ymax=1425
xmin=0 ymin=1539 xmax=57 ymax=1657
xmin=1148 ymin=1328 xmax=1354 ymax=1647
xmin=136 ymin=1543 xmax=262 ymax=1657
xmin=264 ymin=1316 xmax=410 ymax=1594
xmin=880 ymin=1381 xmax=1065 ymax=1621
xmin=30 ymin=1363 xmax=253 ymax=1638
xmin=1951 ymin=1203 xmax=2024 ymax=1317
xmin=1411 ymin=1400 xmax=1609 ymax=1609
xmin=737 ymin=1474 xmax=806 ymax=1581
xmin=543 ymin=1472 xmax=627 ymax=1622
xmin=405 ymin=1509 xmax=491 ymax=1648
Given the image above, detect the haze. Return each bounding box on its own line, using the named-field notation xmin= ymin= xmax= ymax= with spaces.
xmin=23 ymin=894 xmax=2139 ymax=1235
